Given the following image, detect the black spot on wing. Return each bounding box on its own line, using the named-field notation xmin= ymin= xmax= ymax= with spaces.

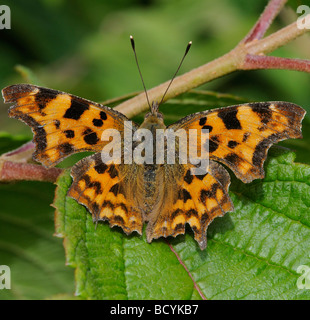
xmin=174 ymin=223 xmax=185 ymax=232
xmin=205 ymin=135 xmax=219 ymax=153
xmin=251 ymin=103 xmax=272 ymax=124
xmin=202 ymin=125 xmax=213 ymax=133
xmin=83 ymin=128 xmax=99 ymax=145
xmin=107 ymin=164 xmax=118 ymax=178
xmin=195 ymin=172 xmax=208 ymax=180
xmin=92 ymin=182 xmax=102 ymax=194
xmin=112 ymin=215 xmax=125 ymax=225
xmin=102 ymin=200 xmax=114 ymax=210
xmin=199 ymin=117 xmax=207 ymax=126
xmin=64 ymin=130 xmax=75 ymax=138
xmin=242 ymin=132 xmax=250 ymax=142
xmin=54 ymin=120 xmax=60 ymax=129
xmin=184 ymin=170 xmax=193 ymax=184
xmin=93 ymin=118 xmax=103 ymax=127
xmin=64 ymin=99 xmax=89 ymax=120
xmin=225 ymin=153 xmax=240 ymax=166
xmin=100 ymin=111 xmax=107 ymax=120
xmin=218 ymin=108 xmax=241 ymax=130
xmin=228 ymin=140 xmax=238 ymax=149
xmin=35 ymin=88 xmax=58 ymax=110
xmin=199 ymin=183 xmax=219 ymax=203
xmin=59 ymin=142 xmax=74 ymax=154
xmin=94 ymin=162 xmax=108 ymax=174
xmin=186 ymin=209 xmax=198 ymax=218
xmin=109 ymin=183 xmax=122 ymax=196
xmin=178 ymin=189 xmax=192 ymax=202
xmin=171 ymin=208 xmax=183 ymax=220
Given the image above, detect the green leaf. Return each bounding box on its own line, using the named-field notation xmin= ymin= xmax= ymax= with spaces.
xmin=14 ymin=65 xmax=42 ymax=86
xmin=280 ymin=117 xmax=310 ymax=165
xmin=0 ymin=132 xmax=29 ymax=155
xmin=54 ymin=147 xmax=310 ymax=300
xmin=0 ymin=135 xmax=74 ymax=300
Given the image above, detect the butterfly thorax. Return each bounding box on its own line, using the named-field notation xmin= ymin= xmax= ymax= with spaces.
xmin=140 ymin=110 xmax=166 ymax=162
xmin=138 ymin=109 xmax=166 ymax=213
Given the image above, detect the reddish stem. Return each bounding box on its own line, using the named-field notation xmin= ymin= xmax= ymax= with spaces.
xmin=3 ymin=141 xmax=35 ymax=158
xmin=242 ymin=0 xmax=287 ymax=43
xmin=243 ymin=54 xmax=310 ymax=72
xmin=0 ymin=161 xmax=62 ymax=183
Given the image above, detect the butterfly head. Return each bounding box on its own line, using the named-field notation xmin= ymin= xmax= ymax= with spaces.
xmin=151 ymin=100 xmax=159 ymax=114
xmin=141 ymin=101 xmax=165 ymax=129
xmin=130 ymin=35 xmax=191 ymax=129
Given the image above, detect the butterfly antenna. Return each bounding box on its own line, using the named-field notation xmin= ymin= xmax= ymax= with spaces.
xmin=159 ymin=41 xmax=192 ymax=106
xmin=130 ymin=35 xmax=151 ymax=109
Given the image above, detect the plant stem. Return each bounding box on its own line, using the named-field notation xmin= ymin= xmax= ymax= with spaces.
xmin=243 ymin=55 xmax=310 ymax=72
xmin=245 ymin=17 xmax=310 ymax=55
xmin=242 ymin=0 xmax=288 ymax=43
xmin=115 ymin=12 xmax=310 ymax=118
xmin=0 ymin=161 xmax=62 ymax=183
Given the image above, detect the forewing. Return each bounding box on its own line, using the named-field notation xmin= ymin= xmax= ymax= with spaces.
xmin=2 ymin=84 xmax=136 ymax=167
xmin=169 ymin=102 xmax=305 ymax=182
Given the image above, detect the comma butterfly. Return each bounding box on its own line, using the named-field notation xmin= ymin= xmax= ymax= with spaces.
xmin=2 ymin=39 xmax=306 ymax=250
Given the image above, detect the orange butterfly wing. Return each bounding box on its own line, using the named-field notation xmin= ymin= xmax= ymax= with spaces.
xmin=68 ymin=153 xmax=143 ymax=235
xmin=146 ymin=161 xmax=233 ymax=249
xmin=2 ymin=84 xmax=143 ymax=235
xmin=170 ymin=102 xmax=305 ymax=182
xmin=2 ymin=84 xmax=135 ymax=167
xmin=146 ymin=102 xmax=305 ymax=249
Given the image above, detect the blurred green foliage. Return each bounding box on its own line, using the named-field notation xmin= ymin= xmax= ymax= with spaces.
xmin=1 ymin=0 xmax=309 ymax=136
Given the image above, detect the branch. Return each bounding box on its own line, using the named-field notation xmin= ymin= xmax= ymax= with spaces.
xmin=0 ymin=141 xmax=62 ymax=183
xmin=2 ymin=141 xmax=34 ymax=160
xmin=115 ymin=3 xmax=310 ymax=118
xmin=242 ymin=0 xmax=288 ymax=43
xmin=0 ymin=161 xmax=62 ymax=183
xmin=243 ymin=54 xmax=310 ymax=72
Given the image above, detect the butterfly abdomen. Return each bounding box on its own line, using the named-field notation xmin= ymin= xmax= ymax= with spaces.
xmin=143 ymin=164 xmax=159 ymax=214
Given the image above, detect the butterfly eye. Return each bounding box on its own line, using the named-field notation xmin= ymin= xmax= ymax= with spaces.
xmin=144 ymin=112 xmax=152 ymax=119
xmin=156 ymin=112 xmax=164 ymax=119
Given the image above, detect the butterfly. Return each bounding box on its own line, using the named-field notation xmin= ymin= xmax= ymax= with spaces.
xmin=2 ymin=82 xmax=305 ymax=250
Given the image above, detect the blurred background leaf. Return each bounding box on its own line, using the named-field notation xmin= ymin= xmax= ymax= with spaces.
xmin=1 ymin=0 xmax=310 ymax=135
xmin=0 ymin=136 xmax=74 ymax=300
